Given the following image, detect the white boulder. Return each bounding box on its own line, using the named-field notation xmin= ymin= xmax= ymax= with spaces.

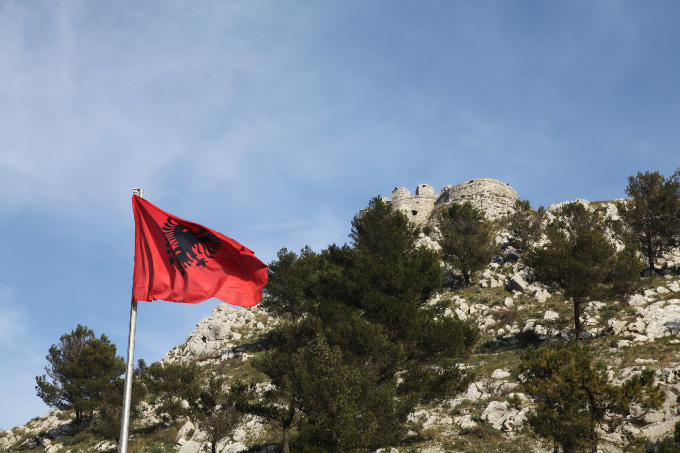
xmin=543 ymin=311 xmax=559 ymax=321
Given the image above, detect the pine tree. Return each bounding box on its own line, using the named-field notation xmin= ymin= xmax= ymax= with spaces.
xmin=350 ymin=197 xmax=442 ymax=306
xmin=619 ymin=170 xmax=680 ymax=278
xmin=519 ymin=342 xmax=664 ymax=453
xmin=508 ymin=199 xmax=544 ymax=252
xmin=35 ymin=325 xmax=125 ymax=424
xmin=254 ymin=197 xmax=478 ymax=451
xmin=261 ymin=246 xmax=323 ymax=319
xmin=348 ymin=197 xmax=477 ymax=402
xmin=145 ymin=361 xmax=201 ymax=424
xmin=96 ymin=369 xmax=146 ymax=441
xmin=438 ymin=201 xmax=498 ymax=286
xmin=252 ymin=313 xmax=407 ymax=452
xmin=187 ymin=372 xmax=243 ymax=453
xmin=526 ymin=203 xmax=641 ymax=339
xmin=248 ymin=346 xmax=301 ymax=453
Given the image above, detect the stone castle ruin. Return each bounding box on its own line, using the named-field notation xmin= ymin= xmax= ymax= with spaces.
xmin=387 ymin=178 xmax=518 ymax=225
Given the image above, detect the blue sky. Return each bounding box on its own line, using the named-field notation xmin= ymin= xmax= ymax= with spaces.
xmin=1 ymin=0 xmax=679 ymax=429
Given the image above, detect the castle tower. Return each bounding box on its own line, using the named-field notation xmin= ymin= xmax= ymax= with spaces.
xmin=392 ymin=187 xmax=411 ymax=200
xmin=416 ymin=184 xmax=435 ymax=196
xmin=389 ymin=184 xmax=438 ymax=226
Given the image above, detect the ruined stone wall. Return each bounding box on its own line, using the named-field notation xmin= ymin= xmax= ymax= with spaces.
xmin=386 ymin=179 xmax=518 ymax=226
xmin=390 ymin=185 xmax=438 ymax=225
xmin=436 ymin=178 xmax=518 ymax=220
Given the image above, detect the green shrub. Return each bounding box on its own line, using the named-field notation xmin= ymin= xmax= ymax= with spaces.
xmin=507 ymin=393 xmax=523 ymax=410
xmin=417 ymin=428 xmax=437 ymax=441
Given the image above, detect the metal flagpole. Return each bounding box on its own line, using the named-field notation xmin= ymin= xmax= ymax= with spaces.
xmin=119 ymin=188 xmax=143 ymax=453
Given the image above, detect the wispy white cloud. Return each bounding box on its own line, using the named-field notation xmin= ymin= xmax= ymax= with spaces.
xmin=0 ymin=1 xmax=332 ymax=218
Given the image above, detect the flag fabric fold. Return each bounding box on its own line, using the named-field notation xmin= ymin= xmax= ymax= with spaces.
xmin=132 ymin=195 xmax=268 ymax=306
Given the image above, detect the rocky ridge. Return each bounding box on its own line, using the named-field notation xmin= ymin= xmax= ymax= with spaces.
xmin=10 ymin=261 xmax=680 ymax=452
xmin=5 ymin=185 xmax=680 ymax=452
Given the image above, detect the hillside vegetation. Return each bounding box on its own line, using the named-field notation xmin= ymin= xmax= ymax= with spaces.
xmin=3 ymin=170 xmax=680 ymax=453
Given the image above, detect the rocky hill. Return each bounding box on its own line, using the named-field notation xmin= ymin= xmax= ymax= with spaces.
xmin=4 ymin=178 xmax=680 ymax=453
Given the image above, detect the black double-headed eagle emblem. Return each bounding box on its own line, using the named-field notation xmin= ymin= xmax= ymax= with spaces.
xmin=162 ymin=218 xmax=221 ymax=276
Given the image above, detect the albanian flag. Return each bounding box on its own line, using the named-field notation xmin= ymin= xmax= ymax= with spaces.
xmin=132 ymin=195 xmax=268 ymax=306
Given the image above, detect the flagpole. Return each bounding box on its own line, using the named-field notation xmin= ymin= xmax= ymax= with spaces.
xmin=119 ymin=188 xmax=143 ymax=453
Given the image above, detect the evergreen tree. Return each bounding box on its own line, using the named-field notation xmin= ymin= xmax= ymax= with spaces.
xmin=526 ymin=203 xmax=641 ymax=339
xmin=252 ymin=314 xmax=407 ymax=452
xmin=519 ymin=342 xmax=664 ymax=453
xmin=438 ymin=201 xmax=498 ymax=286
xmin=187 ymin=373 xmax=243 ymax=453
xmin=349 ymin=197 xmax=442 ymax=306
xmin=255 ymin=197 xmax=478 ymax=451
xmin=349 ymin=198 xmax=443 ymax=342
xmin=261 ymin=246 xmax=323 ymax=319
xmin=508 ymin=199 xmax=544 ymax=252
xmin=619 ymin=170 xmax=680 ymax=278
xmin=348 ymin=197 xmax=477 ymax=402
xmin=35 ymin=325 xmax=125 ymax=424
xmin=248 ymin=344 xmax=301 ymax=453
xmin=247 ymin=317 xmax=332 ymax=453
xmin=145 ymin=361 xmax=201 ymax=424
xmin=96 ymin=369 xmax=146 ymax=441
xmin=292 ymin=333 xmax=403 ymax=452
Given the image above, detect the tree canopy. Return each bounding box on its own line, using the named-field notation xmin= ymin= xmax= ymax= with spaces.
xmin=255 ymin=197 xmax=478 ymax=451
xmin=35 ymin=324 xmax=125 ymax=424
xmin=508 ymin=198 xmax=544 ymax=253
xmin=526 ymin=203 xmax=641 ymax=339
xmin=187 ymin=372 xmax=244 ymax=453
xmin=519 ymin=342 xmax=664 ymax=453
xmin=438 ymin=201 xmax=498 ymax=286
xmin=145 ymin=360 xmax=201 ymax=423
xmin=619 ymin=169 xmax=680 ymax=278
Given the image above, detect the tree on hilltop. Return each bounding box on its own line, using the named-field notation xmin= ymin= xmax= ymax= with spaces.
xmin=254 ymin=197 xmax=478 ymax=451
xmin=619 ymin=169 xmax=680 ymax=278
xmin=348 ymin=198 xmax=477 ymax=403
xmin=438 ymin=201 xmax=499 ymax=287
xmin=508 ymin=199 xmax=544 ymax=253
xmin=526 ymin=202 xmax=641 ymax=339
xmin=349 ymin=197 xmax=442 ymax=306
xmin=35 ymin=324 xmax=125 ymax=424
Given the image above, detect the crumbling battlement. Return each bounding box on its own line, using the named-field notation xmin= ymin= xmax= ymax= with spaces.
xmin=388 ymin=178 xmax=518 ymax=225
xmin=391 ymin=184 xmax=439 ymax=225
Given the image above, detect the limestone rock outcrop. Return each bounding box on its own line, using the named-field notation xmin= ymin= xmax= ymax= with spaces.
xmin=163 ymin=304 xmax=273 ymax=363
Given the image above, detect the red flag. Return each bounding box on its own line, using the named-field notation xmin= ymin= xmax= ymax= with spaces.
xmin=132 ymin=196 xmax=268 ymax=306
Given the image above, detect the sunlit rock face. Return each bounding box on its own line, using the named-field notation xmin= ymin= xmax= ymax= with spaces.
xmin=388 ymin=178 xmax=519 ymax=225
